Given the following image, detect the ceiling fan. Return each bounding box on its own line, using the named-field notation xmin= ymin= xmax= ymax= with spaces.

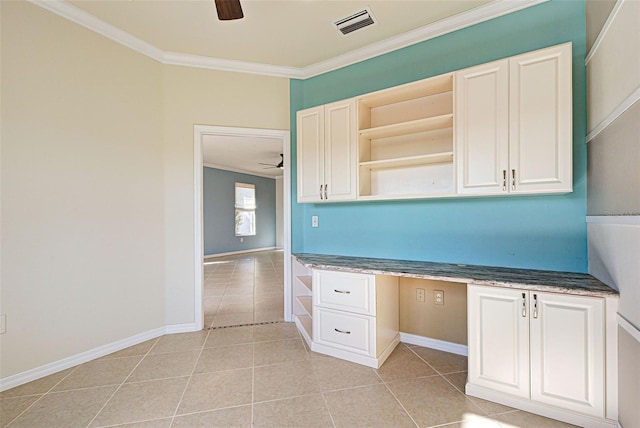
xmin=260 ymin=154 xmax=284 ymax=170
xmin=214 ymin=0 xmax=244 ymax=20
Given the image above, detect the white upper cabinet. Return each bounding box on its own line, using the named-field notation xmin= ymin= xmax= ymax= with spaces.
xmin=509 ymin=44 xmax=573 ymax=194
xmin=296 ymin=98 xmax=357 ymax=203
xmin=455 ymin=59 xmax=510 ymax=195
xmin=456 ymin=43 xmax=573 ymax=196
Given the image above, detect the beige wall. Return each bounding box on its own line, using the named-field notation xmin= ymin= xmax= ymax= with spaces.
xmin=0 ymin=1 xmax=291 ymax=380
xmin=399 ymin=278 xmax=467 ymax=345
xmin=162 ymin=65 xmax=289 ymax=325
xmin=1 ymin=1 xmax=165 ymax=377
xmin=585 ymin=1 xmax=640 ymax=426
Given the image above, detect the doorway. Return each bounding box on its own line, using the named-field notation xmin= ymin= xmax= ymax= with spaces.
xmin=193 ymin=125 xmax=292 ymax=329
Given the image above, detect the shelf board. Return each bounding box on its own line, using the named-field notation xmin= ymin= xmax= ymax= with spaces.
xmin=295 ymin=314 xmax=312 ymax=345
xmin=296 ymin=275 xmax=312 ymax=293
xmin=359 ymin=152 xmax=453 ymax=170
xmin=359 ymin=73 xmax=453 ymax=108
xmin=297 ymin=295 xmax=313 ymax=317
xmin=359 ymin=114 xmax=453 ymax=140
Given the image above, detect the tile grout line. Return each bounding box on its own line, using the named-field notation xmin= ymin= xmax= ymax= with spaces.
xmin=84 ymin=336 xmax=162 ymax=428
xmin=4 ymin=361 xmax=84 ymax=427
xmin=251 ymin=333 xmax=256 ymax=427
xmin=371 ymin=363 xmax=421 ymax=428
xmin=168 ymin=329 xmax=212 ymax=427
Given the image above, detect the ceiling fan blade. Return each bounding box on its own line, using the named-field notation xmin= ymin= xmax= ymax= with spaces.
xmin=214 ymin=0 xmax=244 ymax=21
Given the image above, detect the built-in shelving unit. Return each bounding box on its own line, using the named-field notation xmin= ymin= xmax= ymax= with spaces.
xmin=357 ymin=73 xmax=455 ymax=200
xmin=292 ymin=256 xmax=313 ymax=346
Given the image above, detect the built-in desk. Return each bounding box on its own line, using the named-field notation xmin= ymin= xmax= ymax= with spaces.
xmin=292 ymin=253 xmax=619 ymax=428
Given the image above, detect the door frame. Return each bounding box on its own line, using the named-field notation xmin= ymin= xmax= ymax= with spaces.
xmin=193 ymin=125 xmax=292 ymax=328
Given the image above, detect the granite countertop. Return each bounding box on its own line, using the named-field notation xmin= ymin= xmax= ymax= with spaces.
xmin=293 ymin=253 xmax=618 ymax=297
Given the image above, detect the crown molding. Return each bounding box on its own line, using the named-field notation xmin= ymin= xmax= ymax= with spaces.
xmin=28 ymin=0 xmax=548 ymax=80
xmin=585 ymin=0 xmax=625 ymax=65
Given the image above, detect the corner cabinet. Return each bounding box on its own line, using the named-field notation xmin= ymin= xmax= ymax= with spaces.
xmin=296 ymin=98 xmax=357 ymax=203
xmin=455 ymin=43 xmax=573 ymax=195
xmin=467 ymin=284 xmax=611 ymax=426
xmin=295 ymin=42 xmax=574 ymax=204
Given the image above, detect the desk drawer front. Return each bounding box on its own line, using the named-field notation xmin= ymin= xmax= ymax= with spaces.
xmin=314 ymin=270 xmax=375 ymax=315
xmin=314 ymin=307 xmax=374 ymax=355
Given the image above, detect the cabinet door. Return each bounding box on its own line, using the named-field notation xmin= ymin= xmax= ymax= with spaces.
xmin=530 ymin=292 xmax=605 ymax=417
xmin=324 ymin=99 xmax=357 ymax=201
xmin=297 ymin=106 xmax=324 ymax=203
xmin=468 ymin=285 xmax=530 ymax=397
xmin=509 ymin=43 xmax=572 ymax=194
xmin=455 ymin=60 xmax=509 ymax=195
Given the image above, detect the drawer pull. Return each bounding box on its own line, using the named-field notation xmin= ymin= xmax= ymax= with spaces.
xmin=334 ymin=289 xmax=351 ymax=294
xmin=334 ymin=328 xmax=351 ymax=335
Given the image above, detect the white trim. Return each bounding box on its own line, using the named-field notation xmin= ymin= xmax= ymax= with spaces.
xmin=203 ymin=163 xmax=280 ymax=180
xmin=617 ymin=314 xmax=640 ymax=342
xmin=586 ymin=215 xmax=640 ymax=226
xmin=585 ymin=0 xmax=625 ymax=65
xmin=28 ymin=0 xmax=548 ymax=80
xmin=0 ymin=326 xmax=159 ymax=391
xmin=400 ymin=332 xmax=468 ymax=356
xmin=163 ymin=322 xmax=201 ymax=335
xmin=204 ymin=247 xmax=277 ymax=259
xmin=586 ymin=87 xmax=640 ymax=143
xmin=194 ymin=126 xmax=293 ymax=325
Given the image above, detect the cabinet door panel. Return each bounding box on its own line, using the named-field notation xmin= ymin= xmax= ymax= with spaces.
xmin=530 ymin=292 xmax=605 ymax=417
xmin=324 ymin=99 xmax=357 ymax=201
xmin=509 ymin=43 xmax=572 ymax=194
xmin=455 ymin=60 xmax=509 ymax=195
xmin=468 ymin=285 xmax=530 ymax=397
xmin=297 ymin=106 xmax=324 ymax=202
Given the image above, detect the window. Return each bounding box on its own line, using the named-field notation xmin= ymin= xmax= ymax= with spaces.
xmin=235 ymin=183 xmax=256 ymax=236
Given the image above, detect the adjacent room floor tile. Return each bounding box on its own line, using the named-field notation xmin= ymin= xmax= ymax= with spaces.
xmin=205 ymin=326 xmax=254 ymax=348
xmin=323 ymin=384 xmax=416 ymax=428
xmin=11 ymin=386 xmax=116 ymax=428
xmin=253 ymin=323 xmax=300 ymax=342
xmin=90 ymin=378 xmax=187 ymax=427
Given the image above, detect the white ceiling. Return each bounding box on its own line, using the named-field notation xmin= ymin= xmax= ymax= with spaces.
xmin=35 ymin=0 xmax=543 ymax=178
xmin=202 ymin=135 xmax=284 ymax=178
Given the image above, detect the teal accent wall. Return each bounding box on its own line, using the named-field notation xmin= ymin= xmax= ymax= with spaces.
xmin=204 ymin=167 xmax=276 ymax=256
xmin=290 ymin=0 xmax=587 ymax=272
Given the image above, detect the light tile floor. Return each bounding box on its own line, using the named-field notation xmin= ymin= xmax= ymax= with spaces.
xmin=1 ymin=323 xmax=575 ymax=427
xmin=203 ymin=250 xmax=285 ymax=328
xmin=2 ymin=250 xmax=576 ymax=427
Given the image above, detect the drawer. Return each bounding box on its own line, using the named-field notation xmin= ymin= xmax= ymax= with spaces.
xmin=314 ymin=307 xmax=375 ymax=356
xmin=313 ymin=269 xmax=376 ymax=315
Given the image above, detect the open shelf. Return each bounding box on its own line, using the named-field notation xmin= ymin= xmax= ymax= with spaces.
xmin=295 ymin=314 xmax=312 ymax=346
xmin=359 ymin=114 xmax=453 ymax=140
xmin=297 ymin=295 xmax=313 ymax=317
xmin=358 ymin=73 xmax=453 ymax=108
xmin=359 ymin=152 xmax=453 ymax=170
xmin=296 ymin=275 xmax=312 ymax=293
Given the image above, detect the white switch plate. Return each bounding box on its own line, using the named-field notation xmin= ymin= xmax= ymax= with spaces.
xmin=0 ymin=315 xmax=6 ymax=334
xmin=416 ymin=288 xmax=425 ymax=302
xmin=311 ymin=216 xmax=319 ymax=228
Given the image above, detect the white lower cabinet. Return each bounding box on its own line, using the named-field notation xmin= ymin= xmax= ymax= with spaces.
xmin=467 ymin=284 xmax=608 ymax=426
xmin=311 ymin=269 xmax=399 ymax=368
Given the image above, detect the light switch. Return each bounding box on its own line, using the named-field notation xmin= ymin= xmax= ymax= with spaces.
xmin=312 ymin=216 xmax=319 ymax=228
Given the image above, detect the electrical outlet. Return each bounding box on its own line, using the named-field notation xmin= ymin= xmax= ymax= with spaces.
xmin=434 ymin=290 xmax=444 ymax=305
xmin=0 ymin=315 xmax=6 ymax=334
xmin=312 ymin=216 xmax=319 ymax=228
xmin=240 ymin=237 xmax=244 ymax=243
xmin=416 ymin=288 xmax=425 ymax=302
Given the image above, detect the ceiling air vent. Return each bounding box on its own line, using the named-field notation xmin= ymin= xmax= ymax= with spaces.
xmin=334 ymin=8 xmax=377 ymax=36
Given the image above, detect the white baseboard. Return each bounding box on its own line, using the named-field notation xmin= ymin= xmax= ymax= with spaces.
xmin=204 ymin=247 xmax=277 ymax=259
xmin=0 ymin=323 xmax=202 ymax=392
xmin=400 ymin=332 xmax=468 ymax=356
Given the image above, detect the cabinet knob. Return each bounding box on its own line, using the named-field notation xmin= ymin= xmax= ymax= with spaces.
xmin=334 ymin=328 xmax=351 ymax=335
xmin=533 ymin=294 xmax=538 ymax=319
xmin=334 ymin=289 xmax=351 ymax=294
xmin=521 ymin=292 xmax=527 ymax=317
xmin=320 ymin=185 xmax=324 ymax=200
xmin=324 ymin=184 xmax=328 ymax=200
xmin=511 ymin=169 xmax=516 ymax=191
xmin=503 ymin=170 xmax=507 ymax=192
